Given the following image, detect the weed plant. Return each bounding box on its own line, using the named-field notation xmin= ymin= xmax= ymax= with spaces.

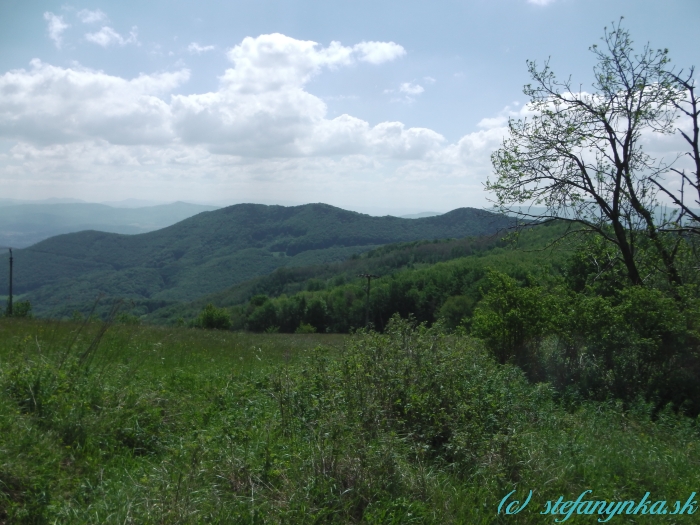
xmin=1 ymin=316 xmax=699 ymax=523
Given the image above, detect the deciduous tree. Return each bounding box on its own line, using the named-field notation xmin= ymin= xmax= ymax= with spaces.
xmin=488 ymin=20 xmax=687 ymax=287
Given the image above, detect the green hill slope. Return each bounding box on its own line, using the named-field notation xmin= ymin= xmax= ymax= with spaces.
xmin=144 ymin=220 xmax=572 ymax=328
xmin=3 ymin=203 xmax=516 ymax=317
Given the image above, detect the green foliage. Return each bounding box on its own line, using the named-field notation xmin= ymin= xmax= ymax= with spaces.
xmin=564 ymin=234 xmax=629 ymax=296
xmin=548 ymin=285 xmax=700 ymax=413
xmin=471 ymin=271 xmax=555 ymax=365
xmin=303 ymin=297 xmax=328 ymax=332
xmin=277 ymin=316 xmax=545 ymax=472
xmin=294 ymin=322 xmax=317 ymax=334
xmin=246 ymin=299 xmax=278 ymax=332
xmin=234 ymin=233 xmax=568 ymax=336
xmin=564 ymin=232 xmax=700 ymax=296
xmin=488 ymin=21 xmax=690 ymax=289
xmin=115 ymin=312 xmax=140 ymax=325
xmin=193 ymin=303 xmax=231 ymax=330
xmin=437 ymin=295 xmax=474 ymax=329
xmin=466 ymin=264 xmax=700 ymax=414
xmin=5 ymin=300 xmax=32 ymax=318
xmin=271 ymin=317 xmax=700 ymax=522
xmin=2 ymin=318 xmax=700 ymax=522
xmin=144 ymin=232 xmax=510 ymax=325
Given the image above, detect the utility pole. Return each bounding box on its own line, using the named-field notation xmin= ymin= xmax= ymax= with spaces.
xmin=5 ymin=248 xmax=11 ymax=317
xmin=357 ymin=273 xmax=379 ymax=328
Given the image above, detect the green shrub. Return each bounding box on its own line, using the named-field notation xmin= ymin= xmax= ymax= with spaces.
xmin=470 ymin=271 xmax=556 ymax=366
xmin=469 ymin=268 xmax=700 ymax=414
xmin=277 ymin=316 xmax=547 ymax=474
xmin=193 ymin=303 xmax=232 ymax=330
xmin=551 ymin=285 xmax=700 ymax=413
xmin=5 ymin=300 xmax=32 ymax=318
xmin=246 ymin=300 xmax=277 ymax=332
xmin=294 ymin=322 xmax=317 ymax=334
xmin=438 ymin=294 xmax=474 ymax=329
xmin=303 ymin=297 xmax=328 ymax=332
xmin=4 ymin=318 xmax=700 ymax=522
xmin=115 ymin=313 xmax=140 ymax=325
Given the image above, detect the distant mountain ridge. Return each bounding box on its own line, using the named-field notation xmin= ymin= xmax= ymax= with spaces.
xmin=399 ymin=212 xmax=443 ymax=219
xmin=0 ymin=201 xmax=218 ymax=248
xmin=0 ymin=198 xmax=88 ymax=206
xmin=2 ymin=203 xmax=516 ymax=317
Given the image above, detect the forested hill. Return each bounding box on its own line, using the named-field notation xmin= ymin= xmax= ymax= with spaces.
xmin=5 ymin=203 xmax=515 ymax=316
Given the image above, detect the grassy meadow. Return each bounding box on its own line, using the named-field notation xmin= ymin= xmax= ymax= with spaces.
xmin=2 ymin=316 xmax=700 ymax=524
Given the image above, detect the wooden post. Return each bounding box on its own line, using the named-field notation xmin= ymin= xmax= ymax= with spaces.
xmin=7 ymin=248 xmax=12 ymax=317
xmin=357 ymin=273 xmax=379 ymax=328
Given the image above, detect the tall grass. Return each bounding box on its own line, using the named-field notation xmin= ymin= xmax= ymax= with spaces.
xmin=1 ymin=317 xmax=699 ymax=523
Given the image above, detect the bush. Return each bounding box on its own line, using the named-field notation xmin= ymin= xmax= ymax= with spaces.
xmin=275 ymin=316 xmax=548 ymax=488
xmin=115 ymin=313 xmax=140 ymax=325
xmin=303 ymin=297 xmax=328 ymax=333
xmin=468 ymin=269 xmax=700 ymax=415
xmin=550 ymin=285 xmax=700 ymax=413
xmin=193 ymin=303 xmax=232 ymax=330
xmin=271 ymin=316 xmax=545 ymax=518
xmin=246 ymin=300 xmax=277 ymax=332
xmin=470 ymin=271 xmax=556 ymax=366
xmin=438 ymin=295 xmax=474 ymax=330
xmin=294 ymin=323 xmax=317 ymax=334
xmin=5 ymin=300 xmax=32 ymax=318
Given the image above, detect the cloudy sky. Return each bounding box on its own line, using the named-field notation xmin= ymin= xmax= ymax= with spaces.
xmin=0 ymin=0 xmax=698 ymax=214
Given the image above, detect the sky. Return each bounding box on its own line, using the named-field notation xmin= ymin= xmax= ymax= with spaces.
xmin=0 ymin=0 xmax=698 ymax=215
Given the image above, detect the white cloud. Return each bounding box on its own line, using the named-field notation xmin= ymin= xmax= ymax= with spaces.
xmin=300 ymin=116 xmax=445 ymax=159
xmin=0 ymin=35 xmax=419 ymax=161
xmin=3 ymin=35 xmax=691 ymax=211
xmin=77 ymin=9 xmax=106 ymax=24
xmin=369 ymin=122 xmax=444 ymax=159
xmin=353 ymin=41 xmax=406 ymax=64
xmin=170 ymin=34 xmax=340 ymax=156
xmin=527 ymin=0 xmax=557 ymax=5
xmin=222 ymin=34 xmax=355 ymax=92
xmin=0 ymin=60 xmax=188 ymax=145
xmin=44 ymin=12 xmax=69 ymax=49
xmin=399 ymin=82 xmax=424 ymax=95
xmin=188 ymin=42 xmax=216 ymax=54
xmin=85 ymin=26 xmax=139 ymax=47
xmin=385 ymin=80 xmax=427 ymax=103
xmin=170 ymin=34 xmax=419 ymax=157
xmin=0 ymin=34 xmax=504 ymax=209
xmin=477 ymin=102 xmax=536 ymax=129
